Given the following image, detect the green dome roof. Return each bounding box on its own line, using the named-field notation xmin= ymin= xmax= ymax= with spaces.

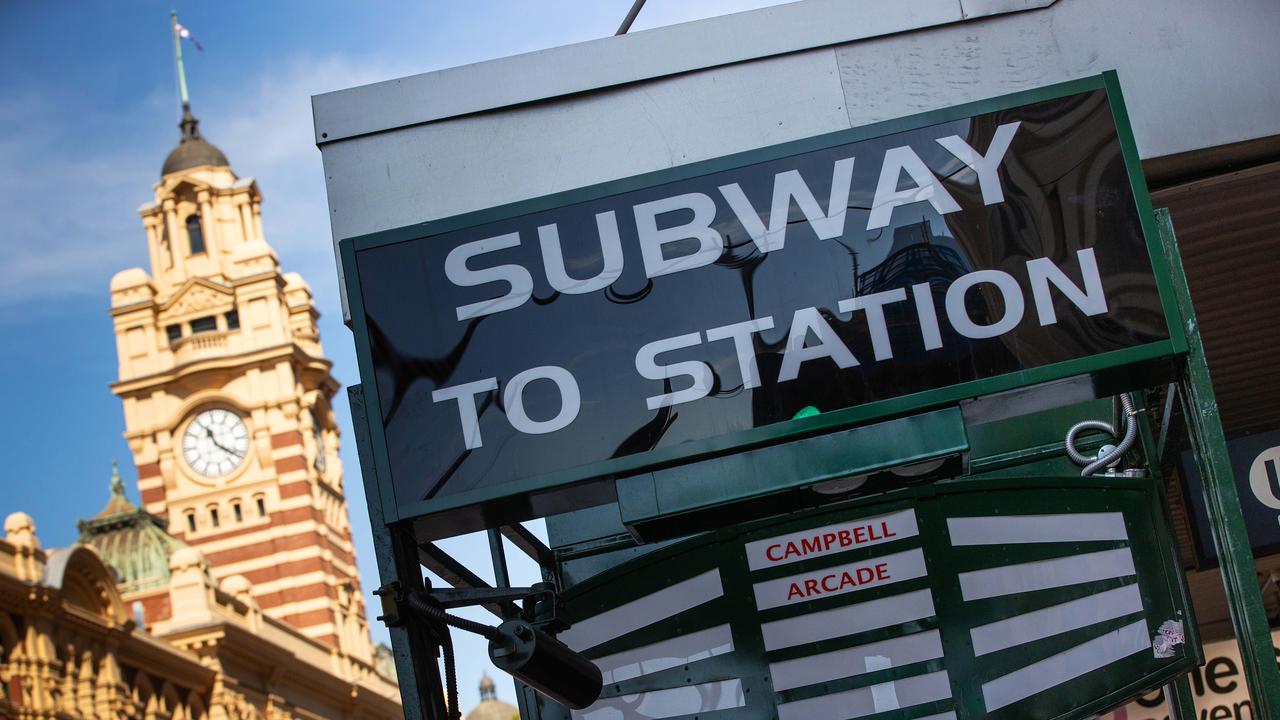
xmin=77 ymin=462 xmax=190 ymax=594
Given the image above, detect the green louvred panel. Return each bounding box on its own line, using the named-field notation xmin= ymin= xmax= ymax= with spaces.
xmin=556 ymin=476 xmax=1197 ymax=720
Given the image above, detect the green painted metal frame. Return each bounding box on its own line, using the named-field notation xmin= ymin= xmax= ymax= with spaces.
xmin=1158 ymin=209 xmax=1280 ymax=716
xmin=339 ymin=71 xmax=1187 ymax=529
xmin=348 ymin=384 xmax=438 ymax=720
xmin=617 ymin=406 xmax=968 ymax=538
xmin=558 ymin=474 xmax=1198 ymax=720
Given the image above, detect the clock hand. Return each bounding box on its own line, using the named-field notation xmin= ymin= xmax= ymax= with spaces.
xmin=205 ymin=428 xmax=244 ymax=458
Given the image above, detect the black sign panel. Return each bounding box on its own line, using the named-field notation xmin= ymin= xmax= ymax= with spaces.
xmin=1182 ymin=429 xmax=1280 ymax=565
xmin=343 ymin=75 xmax=1177 ymax=526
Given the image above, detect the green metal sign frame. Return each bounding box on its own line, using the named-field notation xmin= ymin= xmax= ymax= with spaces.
xmin=340 ymin=71 xmax=1186 ymax=530
xmin=552 ymin=475 xmax=1198 ymax=720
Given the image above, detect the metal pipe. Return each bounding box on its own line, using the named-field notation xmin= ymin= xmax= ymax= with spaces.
xmin=1065 ymin=393 xmax=1138 ymax=476
xmin=616 ymin=0 xmax=647 ymax=35
xmin=1081 ymin=393 xmax=1139 ymax=475
xmin=488 ymin=527 xmax=511 ymax=589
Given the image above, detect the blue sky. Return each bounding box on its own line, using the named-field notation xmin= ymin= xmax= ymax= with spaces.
xmin=0 ymin=0 xmax=793 ymax=712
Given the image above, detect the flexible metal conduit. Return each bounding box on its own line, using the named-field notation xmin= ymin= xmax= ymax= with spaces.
xmin=1065 ymin=393 xmax=1138 ymax=476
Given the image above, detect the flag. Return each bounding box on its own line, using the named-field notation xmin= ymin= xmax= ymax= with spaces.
xmin=175 ymin=22 xmax=204 ymax=52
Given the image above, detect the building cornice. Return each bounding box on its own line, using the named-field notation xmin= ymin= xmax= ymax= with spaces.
xmin=109 ymin=299 xmax=158 ymax=317
xmin=111 ymin=343 xmax=334 ymax=397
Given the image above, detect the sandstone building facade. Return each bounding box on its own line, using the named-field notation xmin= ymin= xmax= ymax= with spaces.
xmin=0 ymin=102 xmax=401 ymax=718
xmin=109 ymin=104 xmax=368 ymax=658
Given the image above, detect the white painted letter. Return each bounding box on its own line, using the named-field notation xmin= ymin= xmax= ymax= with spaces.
xmin=446 ymin=232 xmax=534 ymax=321
xmin=945 ymin=270 xmax=1026 ymax=339
xmin=912 ymin=283 xmax=944 ymax=351
xmin=1027 ymin=248 xmax=1108 ymax=326
xmin=432 ymin=378 xmax=499 ymax=449
xmin=538 ymin=211 xmax=625 ymax=295
xmin=719 ymin=157 xmax=855 ymax=253
xmin=503 ymin=366 xmax=581 ymax=436
xmin=838 ymin=288 xmax=908 ymax=361
xmin=867 ymin=146 xmax=961 ymax=231
xmin=706 ymin=317 xmax=776 ymax=389
xmin=633 ymin=193 xmax=724 ymax=279
xmin=778 ymin=307 xmax=858 ymax=383
xmin=936 ymin=122 xmax=1021 ymax=205
xmin=635 ymin=332 xmax=713 ymax=410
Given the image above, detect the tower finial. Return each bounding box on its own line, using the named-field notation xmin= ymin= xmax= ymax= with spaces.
xmin=110 ymin=459 xmax=125 ymax=497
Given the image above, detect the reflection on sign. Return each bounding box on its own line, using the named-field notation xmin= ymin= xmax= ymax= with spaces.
xmin=345 ymin=80 xmax=1174 ymax=527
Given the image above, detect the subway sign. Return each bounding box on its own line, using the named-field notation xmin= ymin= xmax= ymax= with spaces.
xmin=342 ymin=73 xmax=1182 ymax=529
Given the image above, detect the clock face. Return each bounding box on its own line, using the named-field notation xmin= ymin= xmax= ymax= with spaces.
xmin=182 ymin=408 xmax=249 ymax=477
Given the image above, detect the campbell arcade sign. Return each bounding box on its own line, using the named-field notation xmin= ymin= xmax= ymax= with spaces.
xmin=342 ymin=73 xmax=1183 ymax=534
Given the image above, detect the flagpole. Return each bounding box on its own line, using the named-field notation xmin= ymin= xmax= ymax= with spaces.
xmin=171 ymin=10 xmax=190 ymax=109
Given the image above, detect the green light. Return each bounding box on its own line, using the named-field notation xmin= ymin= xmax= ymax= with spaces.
xmin=792 ymin=405 xmax=820 ymax=420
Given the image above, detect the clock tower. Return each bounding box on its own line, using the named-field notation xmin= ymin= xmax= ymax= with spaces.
xmin=109 ymin=102 xmax=374 ymax=661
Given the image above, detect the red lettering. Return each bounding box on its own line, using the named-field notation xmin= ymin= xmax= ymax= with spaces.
xmin=855 ymin=566 xmax=875 ymax=583
xmin=766 ymin=544 xmax=783 ymax=562
xmin=801 ymin=537 xmax=822 ymax=555
xmin=787 ymin=582 xmax=804 ymax=600
xmin=882 ymin=521 xmax=897 ymax=539
xmin=785 ymin=541 xmax=800 ymax=559
xmin=853 ymin=526 xmax=868 ymax=543
xmin=804 ymin=578 xmax=820 ymax=596
xmin=867 ymin=523 xmax=882 ymax=542
xmin=875 ymin=562 xmax=889 ymax=581
xmin=822 ymin=532 xmax=837 ymax=551
xmin=838 ymin=529 xmax=853 ymax=547
xmin=821 ymin=574 xmax=840 ymax=592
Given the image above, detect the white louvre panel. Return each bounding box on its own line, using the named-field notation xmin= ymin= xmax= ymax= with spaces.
xmin=760 ymin=588 xmax=936 ymax=651
xmin=775 ymin=669 xmax=953 ymax=720
xmin=947 ymin=512 xmax=1127 ymax=546
xmin=948 ymin=512 xmax=1156 ymax=715
xmin=560 ymin=569 xmax=722 ymax=652
xmin=769 ymin=629 xmax=944 ymax=691
xmin=752 ymin=547 xmax=927 ymax=610
xmin=970 ymin=584 xmax=1145 ymax=657
xmin=566 ymin=569 xmax=744 ymax=720
xmin=745 ymin=508 xmax=918 ymax=570
xmin=981 ymin=620 xmax=1150 ymax=711
xmin=748 ymin=513 xmax=948 ymax=716
xmin=957 ymin=548 xmax=1136 ymax=602
xmin=576 ymin=680 xmax=745 ymax=720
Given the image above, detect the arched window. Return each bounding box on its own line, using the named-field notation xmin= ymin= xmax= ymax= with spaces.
xmin=185 ymin=214 xmax=206 ymax=255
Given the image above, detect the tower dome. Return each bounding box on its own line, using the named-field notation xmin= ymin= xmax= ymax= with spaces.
xmin=77 ymin=461 xmax=191 ymax=594
xmin=162 ymin=103 xmax=229 ymax=176
xmin=465 ymin=674 xmax=518 ymax=720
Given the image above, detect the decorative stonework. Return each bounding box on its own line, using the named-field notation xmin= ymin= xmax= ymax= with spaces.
xmin=160 ymin=279 xmax=234 ymax=320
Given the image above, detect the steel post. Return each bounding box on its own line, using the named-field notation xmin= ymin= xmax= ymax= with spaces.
xmin=1165 ymin=675 xmax=1197 ymax=720
xmin=350 ymin=385 xmax=445 ymax=720
xmin=1158 ymin=208 xmax=1280 ymax=713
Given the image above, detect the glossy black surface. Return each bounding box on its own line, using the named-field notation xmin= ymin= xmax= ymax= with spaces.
xmin=354 ymin=90 xmax=1169 ymax=506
